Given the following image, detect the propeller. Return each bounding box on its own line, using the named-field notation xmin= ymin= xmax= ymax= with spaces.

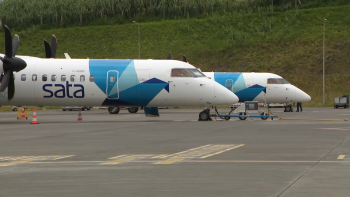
xmin=0 ymin=25 xmax=27 ymax=101
xmin=44 ymin=34 xmax=57 ymax=58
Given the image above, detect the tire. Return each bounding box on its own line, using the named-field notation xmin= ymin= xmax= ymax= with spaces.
xmin=128 ymin=107 xmax=139 ymax=113
xmin=285 ymin=106 xmax=292 ymax=112
xmin=239 ymin=112 xmax=247 ymax=120
xmin=336 ymin=105 xmax=338 ymax=109
xmin=198 ymin=111 xmax=209 ymax=121
xmin=108 ymin=106 xmax=120 ymax=114
xmin=225 ymin=116 xmax=230 ymax=121
xmin=261 ymin=112 xmax=268 ymax=120
xmin=63 ymin=109 xmax=66 ymax=111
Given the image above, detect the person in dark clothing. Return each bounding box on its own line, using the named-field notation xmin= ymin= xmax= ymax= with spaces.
xmin=296 ymin=102 xmax=302 ymax=112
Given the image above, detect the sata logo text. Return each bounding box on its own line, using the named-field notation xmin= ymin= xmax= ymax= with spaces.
xmin=43 ymin=81 xmax=85 ymax=98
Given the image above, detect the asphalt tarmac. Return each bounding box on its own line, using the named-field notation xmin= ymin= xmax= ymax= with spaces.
xmin=0 ymin=107 xmax=350 ymax=197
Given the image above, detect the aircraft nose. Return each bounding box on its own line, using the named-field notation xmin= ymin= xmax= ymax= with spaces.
xmin=226 ymin=90 xmax=239 ymax=104
xmin=295 ymin=88 xmax=311 ymax=102
xmin=214 ymin=82 xmax=239 ymax=105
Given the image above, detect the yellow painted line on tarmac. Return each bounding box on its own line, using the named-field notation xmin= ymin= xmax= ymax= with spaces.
xmin=0 ymin=160 xmax=32 ymax=167
xmin=154 ymin=158 xmax=185 ymax=164
xmin=100 ymin=158 xmax=134 ymax=165
xmin=17 ymin=159 xmax=350 ymax=165
xmin=338 ymin=155 xmax=346 ymax=159
xmin=188 ymin=160 xmax=350 ymax=163
xmin=200 ymin=144 xmax=245 ymax=158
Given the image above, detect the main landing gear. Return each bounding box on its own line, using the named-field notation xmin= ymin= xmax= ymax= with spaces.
xmin=108 ymin=106 xmax=139 ymax=114
xmin=108 ymin=106 xmax=120 ymax=114
xmin=127 ymin=107 xmax=139 ymax=113
xmin=198 ymin=109 xmax=212 ymax=121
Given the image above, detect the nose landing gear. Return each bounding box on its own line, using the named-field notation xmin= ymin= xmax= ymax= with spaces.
xmin=198 ymin=109 xmax=212 ymax=121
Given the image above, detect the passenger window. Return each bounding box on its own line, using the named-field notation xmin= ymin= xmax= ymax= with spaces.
xmin=42 ymin=74 xmax=47 ymax=81
xmin=61 ymin=75 xmax=66 ymax=82
xmin=51 ymin=74 xmax=57 ymax=82
xmin=80 ymin=75 xmax=85 ymax=82
xmin=110 ymin=75 xmax=115 ymax=82
xmin=70 ymin=75 xmax=75 ymax=82
xmin=21 ymin=74 xmax=26 ymax=81
xmin=89 ymin=75 xmax=94 ymax=82
xmin=171 ymin=69 xmax=192 ymax=77
xmin=32 ymin=74 xmax=37 ymax=81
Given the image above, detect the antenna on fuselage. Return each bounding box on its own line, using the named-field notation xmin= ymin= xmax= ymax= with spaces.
xmin=167 ymin=52 xmax=173 ymax=60
xmin=182 ymin=55 xmax=188 ymax=63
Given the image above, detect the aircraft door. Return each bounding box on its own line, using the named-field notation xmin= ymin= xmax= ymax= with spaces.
xmin=225 ymin=79 xmax=233 ymax=92
xmin=106 ymin=70 xmax=119 ymax=99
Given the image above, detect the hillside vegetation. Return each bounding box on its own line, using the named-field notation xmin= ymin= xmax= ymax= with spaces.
xmin=0 ymin=1 xmax=349 ymax=107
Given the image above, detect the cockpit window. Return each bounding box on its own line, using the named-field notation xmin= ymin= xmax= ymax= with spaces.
xmin=171 ymin=69 xmax=192 ymax=77
xmin=278 ymin=78 xmax=289 ymax=84
xmin=187 ymin=69 xmax=205 ymax=77
xmin=267 ymin=78 xmax=290 ymax=84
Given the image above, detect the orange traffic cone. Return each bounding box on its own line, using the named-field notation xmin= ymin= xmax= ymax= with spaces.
xmin=30 ymin=109 xmax=39 ymax=124
xmin=77 ymin=109 xmax=82 ymax=121
xmin=21 ymin=106 xmax=26 ymax=119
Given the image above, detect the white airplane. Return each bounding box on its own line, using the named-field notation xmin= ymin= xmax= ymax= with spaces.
xmin=204 ymin=72 xmax=311 ymax=112
xmin=0 ymin=26 xmax=239 ymax=121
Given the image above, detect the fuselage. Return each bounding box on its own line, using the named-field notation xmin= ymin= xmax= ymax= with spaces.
xmin=0 ymin=56 xmax=239 ymax=107
xmin=204 ymin=72 xmax=311 ymax=103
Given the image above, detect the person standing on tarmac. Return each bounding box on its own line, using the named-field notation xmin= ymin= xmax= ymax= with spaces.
xmin=296 ymin=102 xmax=303 ymax=112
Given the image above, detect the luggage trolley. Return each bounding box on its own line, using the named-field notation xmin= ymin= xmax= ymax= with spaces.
xmin=334 ymin=95 xmax=349 ymax=109
xmin=212 ymin=101 xmax=274 ymax=121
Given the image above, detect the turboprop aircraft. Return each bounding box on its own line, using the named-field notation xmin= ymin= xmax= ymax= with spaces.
xmin=204 ymin=72 xmax=311 ymax=112
xmin=170 ymin=54 xmax=310 ymax=112
xmin=0 ymin=26 xmax=239 ymax=121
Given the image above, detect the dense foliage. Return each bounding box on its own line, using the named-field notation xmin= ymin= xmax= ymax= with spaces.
xmin=0 ymin=0 xmax=348 ymax=29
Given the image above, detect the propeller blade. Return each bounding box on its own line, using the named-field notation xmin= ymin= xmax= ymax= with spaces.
xmin=4 ymin=25 xmax=13 ymax=58
xmin=51 ymin=34 xmax=57 ymax=58
xmin=167 ymin=52 xmax=173 ymax=60
xmin=8 ymin=71 xmax=14 ymax=100
xmin=0 ymin=70 xmax=11 ymax=92
xmin=12 ymin=34 xmax=19 ymax=56
xmin=44 ymin=40 xmax=52 ymax=58
xmin=183 ymin=55 xmax=187 ymax=63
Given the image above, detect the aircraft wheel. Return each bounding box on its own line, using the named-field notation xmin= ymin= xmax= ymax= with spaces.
xmin=285 ymin=106 xmax=292 ymax=112
xmin=108 ymin=106 xmax=120 ymax=114
xmin=198 ymin=110 xmax=210 ymax=121
xmin=128 ymin=107 xmax=139 ymax=113
xmin=239 ymin=112 xmax=247 ymax=120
